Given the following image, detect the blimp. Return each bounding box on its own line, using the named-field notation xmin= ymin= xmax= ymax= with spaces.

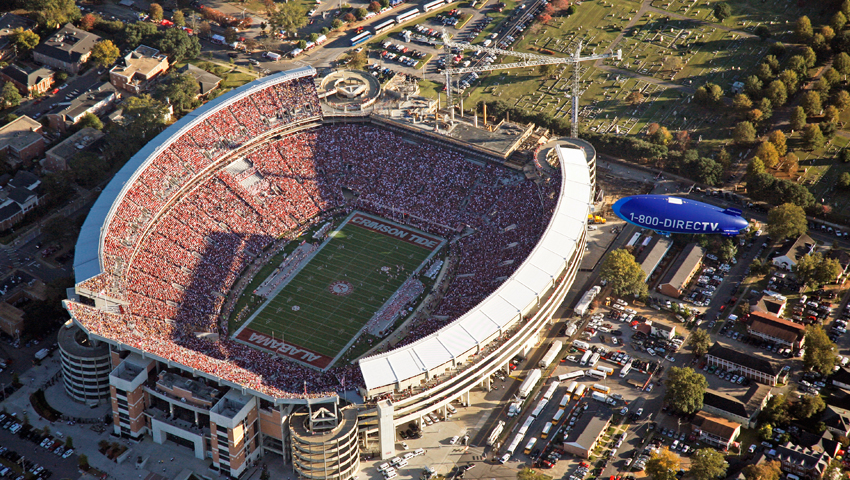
xmin=612 ymin=195 xmax=749 ymax=236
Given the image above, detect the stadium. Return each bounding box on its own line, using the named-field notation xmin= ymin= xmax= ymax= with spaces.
xmin=65 ymin=66 xmax=592 ymax=479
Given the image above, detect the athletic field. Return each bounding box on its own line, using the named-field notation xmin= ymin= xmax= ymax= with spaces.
xmin=234 ymin=212 xmax=443 ymax=369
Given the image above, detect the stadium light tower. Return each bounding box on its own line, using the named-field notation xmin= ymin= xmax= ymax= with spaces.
xmin=438 ymin=31 xmax=622 ymax=138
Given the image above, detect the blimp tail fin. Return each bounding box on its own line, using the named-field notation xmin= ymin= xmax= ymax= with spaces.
xmin=722 ymin=208 xmax=743 ymax=217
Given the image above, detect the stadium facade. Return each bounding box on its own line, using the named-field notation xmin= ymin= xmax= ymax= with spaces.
xmin=65 ymin=66 xmax=592 ymax=478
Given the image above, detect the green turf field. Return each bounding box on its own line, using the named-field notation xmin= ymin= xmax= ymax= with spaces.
xmin=236 ymin=214 xmax=439 ymax=362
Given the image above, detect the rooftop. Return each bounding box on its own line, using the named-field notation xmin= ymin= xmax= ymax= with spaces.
xmin=34 ymin=24 xmax=100 ymax=65
xmin=563 ymin=402 xmax=612 ymax=450
xmin=660 ymin=243 xmax=705 ymax=290
xmin=776 ymin=234 xmax=815 ymax=264
xmin=0 ymin=116 xmax=42 ymax=153
xmin=1 ymin=64 xmax=54 ymax=88
xmin=48 ymin=81 xmax=117 ymax=121
xmin=110 ymin=45 xmax=167 ymax=84
xmin=57 ymin=322 xmax=109 ymax=358
xmin=46 ymin=127 xmax=104 ymax=161
xmin=692 ymin=411 xmax=740 ymax=440
xmin=748 ymin=311 xmax=805 ymax=343
xmin=179 ymin=64 xmax=222 ymax=95
xmin=157 ymin=371 xmax=220 ymax=404
xmin=707 ymin=343 xmax=779 ymax=376
xmin=635 ymin=236 xmax=672 ymax=279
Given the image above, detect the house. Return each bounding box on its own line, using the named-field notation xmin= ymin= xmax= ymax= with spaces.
xmin=636 ymin=236 xmax=672 ymax=282
xmin=657 ymin=243 xmax=705 ymax=298
xmin=650 ymin=322 xmax=675 ymax=340
xmin=747 ymin=311 xmax=806 ymax=349
xmin=32 ymin=24 xmax=100 ymax=74
xmin=795 ymin=430 xmax=841 ymax=458
xmin=701 ymin=384 xmax=772 ymax=429
xmin=820 ymin=405 xmax=850 ymax=437
xmin=0 ymin=14 xmax=36 ymax=61
xmin=705 ymin=343 xmax=784 ymax=386
xmin=109 ymin=45 xmax=169 ymax=94
xmin=43 ymin=127 xmax=104 ymax=171
xmin=0 ymin=64 xmax=54 ymax=97
xmin=691 ymin=411 xmax=741 ymax=450
xmin=562 ymin=402 xmax=612 ymax=458
xmin=0 ymin=301 xmax=23 ymax=339
xmin=46 ymin=82 xmax=118 ymax=132
xmin=179 ymin=64 xmax=222 ymax=97
xmin=749 ymin=293 xmax=787 ymax=317
xmin=772 ymin=234 xmax=815 ymax=270
xmin=0 ymin=116 xmax=45 ymax=164
xmin=0 ymin=170 xmax=41 ymax=230
xmin=772 ymin=442 xmax=830 ymax=479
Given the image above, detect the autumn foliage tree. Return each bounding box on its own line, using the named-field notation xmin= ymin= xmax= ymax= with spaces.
xmin=79 ymin=13 xmax=98 ymax=31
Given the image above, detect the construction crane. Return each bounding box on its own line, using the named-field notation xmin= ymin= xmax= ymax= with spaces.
xmin=439 ymin=31 xmax=622 ymax=137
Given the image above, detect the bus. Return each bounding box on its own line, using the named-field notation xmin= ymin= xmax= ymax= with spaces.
xmin=558 ymin=393 xmax=570 ymax=409
xmin=573 ymin=384 xmax=587 ymax=398
xmin=524 ymin=437 xmax=537 ymax=455
xmin=572 ymin=340 xmax=590 ymax=351
xmin=557 ymin=370 xmax=584 ymax=382
xmin=395 ymin=8 xmax=420 ymax=23
xmin=626 ymin=232 xmax=641 ymax=247
xmin=350 ymin=31 xmax=373 ymax=46
xmin=541 ymin=423 xmax=552 ymax=439
xmin=530 ymin=399 xmax=548 ymax=419
xmin=598 ymin=366 xmax=614 ymax=376
xmin=566 ymin=381 xmax=578 ymax=398
xmin=422 ymin=0 xmax=445 ymax=11
xmin=591 ymin=384 xmax=611 ymax=394
xmin=373 ymin=18 xmax=396 ymax=34
xmin=587 ymin=369 xmax=606 ymax=380
xmin=551 ymin=409 xmax=564 ymax=425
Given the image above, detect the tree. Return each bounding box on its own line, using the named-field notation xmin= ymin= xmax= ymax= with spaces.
xmin=802 ymin=91 xmax=822 ymax=116
xmin=713 ymin=3 xmax=731 ymax=21
xmin=343 ymin=12 xmax=356 ymax=22
xmin=766 ymin=80 xmax=787 ymax=106
xmin=664 ymin=367 xmax=707 ymax=414
xmin=755 ymin=24 xmax=772 ymax=40
xmin=90 ymin=40 xmax=120 ymax=68
xmin=646 ymin=447 xmax=681 ymax=480
xmin=689 ymin=449 xmax=728 ymax=480
xmin=784 ymin=153 xmax=799 ymax=174
xmin=745 ymin=75 xmax=763 ymax=97
xmin=10 ymin=28 xmax=39 ymax=52
xmin=791 ymin=106 xmax=807 ymax=130
xmin=688 ymin=329 xmax=711 ymax=357
xmin=768 ymin=130 xmax=787 ymax=156
xmin=793 ymin=394 xmax=826 ymax=420
xmin=767 ymin=203 xmax=807 ymax=239
xmin=756 ymin=63 xmax=774 ymax=82
xmin=778 ymin=69 xmax=799 ymax=94
xmin=199 ymin=21 xmax=212 ymax=37
xmin=833 ymin=11 xmax=848 ymax=32
xmin=538 ymin=63 xmax=557 ymax=77
xmin=517 ymin=467 xmax=552 ymax=480
xmin=79 ymin=13 xmax=98 ymax=31
xmin=36 ymin=0 xmax=81 ymax=28
xmin=124 ymin=21 xmax=158 ymax=47
xmin=271 ymin=1 xmax=308 ymax=37
xmin=803 ymin=123 xmax=825 ymax=150
xmin=840 ymin=172 xmax=850 ymax=188
xmin=123 ymin=94 xmax=168 ymax=140
xmin=788 ymin=55 xmax=808 ymax=77
xmin=759 ymin=423 xmax=773 ymax=441
xmin=796 ymin=16 xmax=814 ymax=43
xmin=823 ymin=25 xmax=836 ymax=43
xmin=537 ymin=13 xmax=552 ymax=24
xmin=599 ymin=249 xmax=647 ymax=298
xmin=70 ymin=152 xmax=109 ymax=188
xmin=0 ymin=82 xmax=21 ymax=108
xmin=761 ymin=394 xmax=791 ymax=425
xmin=149 ymin=3 xmax=164 ymax=21
xmin=649 ymin=125 xmax=673 ymax=145
xmin=355 ymin=7 xmax=368 ymax=19
xmin=747 ymin=157 xmax=766 ymax=179
xmin=733 ymin=121 xmax=756 ymax=144
xmin=796 ymin=253 xmax=841 ymax=289
xmin=332 ymin=18 xmax=343 ymax=30
xmin=756 ymin=141 xmax=779 ymax=168
xmin=154 ymin=72 xmax=200 ymax=112
xmin=744 ymin=461 xmax=782 ymax=480
xmin=173 ymin=10 xmax=185 ymax=27
xmin=834 ymin=90 xmax=850 ymax=111
xmin=65 ymin=437 xmax=73 ymax=449
xmin=694 ymin=83 xmax=722 ymax=105
xmin=802 ymin=46 xmax=817 ymax=68
xmin=804 ymin=325 xmax=839 ymax=375
xmin=77 ymin=112 xmax=103 ymax=130
xmin=155 ymin=28 xmax=201 ymax=61
xmin=693 ymin=157 xmax=724 ymax=185
xmin=733 ymin=93 xmax=752 ymax=111
xmin=748 ymin=108 xmax=764 ymax=124
xmin=825 ymin=105 xmax=840 ymax=124
xmin=369 ymin=1 xmax=382 ymax=11
xmin=627 ymin=91 xmax=645 ymax=105
xmin=346 ymin=49 xmax=368 ymax=70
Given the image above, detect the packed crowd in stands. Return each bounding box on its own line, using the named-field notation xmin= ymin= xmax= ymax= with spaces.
xmin=68 ymin=76 xmax=563 ymax=398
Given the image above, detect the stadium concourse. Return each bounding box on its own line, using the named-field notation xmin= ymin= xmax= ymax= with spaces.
xmin=64 ymin=66 xmax=593 ymax=476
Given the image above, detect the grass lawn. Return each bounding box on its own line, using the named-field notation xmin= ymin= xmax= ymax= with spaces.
xmin=237 ymin=214 xmax=438 ymax=359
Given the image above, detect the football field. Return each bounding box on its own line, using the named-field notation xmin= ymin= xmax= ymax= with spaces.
xmin=234 ymin=212 xmax=443 ymax=369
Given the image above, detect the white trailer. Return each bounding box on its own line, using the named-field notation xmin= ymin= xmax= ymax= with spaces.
xmin=557 ymin=370 xmax=584 ymax=382
xmin=539 ymin=340 xmax=563 ymax=368
xmin=619 ymin=362 xmax=632 ymax=378
xmin=579 ymin=350 xmax=593 ymax=366
xmin=487 ymin=420 xmax=505 ymax=446
xmin=542 ymin=381 xmax=560 ymax=401
xmin=574 ymin=286 xmax=601 ymax=316
xmin=517 ymin=369 xmax=542 ymax=399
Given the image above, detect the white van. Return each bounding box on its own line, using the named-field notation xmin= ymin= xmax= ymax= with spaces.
xmin=446 ymin=404 xmax=457 ymax=414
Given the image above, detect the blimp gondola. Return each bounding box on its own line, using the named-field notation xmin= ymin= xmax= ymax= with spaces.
xmin=612 ymin=195 xmax=749 ymax=236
